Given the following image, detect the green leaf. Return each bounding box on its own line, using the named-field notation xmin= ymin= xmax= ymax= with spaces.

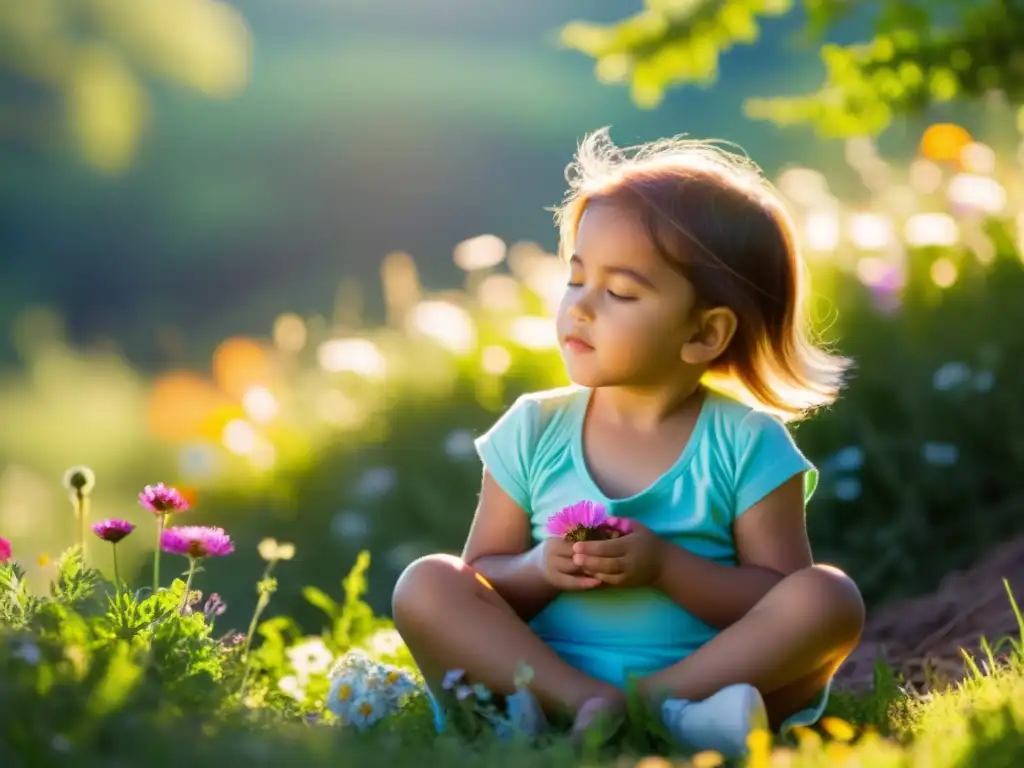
xmin=301 ymin=586 xmax=339 ymax=621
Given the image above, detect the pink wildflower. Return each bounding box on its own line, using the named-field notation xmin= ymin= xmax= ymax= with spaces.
xmin=546 ymin=500 xmax=631 ymax=541
xmin=0 ymin=536 xmax=11 ymax=563
xmin=160 ymin=526 xmax=234 ymax=559
xmin=91 ymin=519 xmax=135 ymax=544
xmin=138 ymin=483 xmax=190 ymax=515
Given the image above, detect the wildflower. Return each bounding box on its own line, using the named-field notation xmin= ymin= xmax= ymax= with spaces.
xmin=92 ymin=518 xmax=135 ymax=592
xmin=160 ymin=526 xmax=234 ymax=615
xmin=141 ymin=483 xmax=191 ymax=593
xmin=0 ymin=536 xmax=11 ymax=563
xmin=326 ymin=650 xmax=420 ymax=729
xmin=62 ymin=465 xmax=95 ymax=557
xmin=442 ymin=669 xmax=466 ymax=690
xmin=62 ymin=466 xmax=96 ymax=496
xmin=203 ymin=593 xmax=227 ymax=621
xmin=160 ymin=526 xmax=234 ymax=558
xmin=219 ymin=631 xmax=245 ymax=648
xmin=365 ymin=627 xmax=404 ymax=657
xmin=286 ymin=638 xmax=334 ymax=678
xmin=91 ymin=519 xmax=135 ymax=544
xmin=37 ymin=553 xmax=50 ymax=567
xmin=278 ymin=675 xmax=306 ymax=702
xmin=546 ymin=500 xmax=631 ymax=541
xmin=139 ymin=483 xmax=190 ymax=514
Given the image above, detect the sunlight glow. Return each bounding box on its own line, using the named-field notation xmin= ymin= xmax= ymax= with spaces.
xmin=454 ymin=234 xmax=506 ymax=271
xmin=849 ymin=213 xmax=893 ymax=250
xmin=947 ymin=174 xmax=1006 ymax=214
xmin=222 ymin=419 xmax=257 ymax=455
xmin=481 ymin=345 xmax=512 ymax=375
xmin=509 ymin=317 xmax=558 ymax=350
xmin=242 ymin=387 xmax=278 ymax=423
xmin=905 ymin=213 xmax=959 ymax=247
xmin=408 ymin=301 xmax=476 ymax=355
xmin=273 ymin=313 xmax=307 ymax=352
xmin=804 ymin=210 xmax=840 ymax=251
xmin=476 ymin=274 xmax=523 ymax=312
xmin=931 ymin=258 xmax=958 ymax=288
xmin=960 ymin=142 xmax=996 ymax=175
xmin=317 ymin=339 xmax=387 ymax=377
xmin=908 ymin=159 xmax=943 ymax=194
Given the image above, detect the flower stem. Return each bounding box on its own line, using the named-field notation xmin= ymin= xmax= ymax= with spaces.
xmin=238 ymin=561 xmax=277 ymax=695
xmin=178 ymin=557 xmax=197 ymax=615
xmin=153 ymin=513 xmax=166 ymax=592
xmin=76 ymin=490 xmax=89 ymax=562
xmin=112 ymin=543 xmax=122 ymax=594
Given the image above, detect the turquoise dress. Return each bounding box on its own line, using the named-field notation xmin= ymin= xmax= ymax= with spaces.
xmin=431 ymin=385 xmax=830 ymax=734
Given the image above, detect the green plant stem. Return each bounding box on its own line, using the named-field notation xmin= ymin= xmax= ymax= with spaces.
xmin=178 ymin=557 xmax=197 ymax=615
xmin=111 ymin=543 xmax=121 ymax=594
xmin=153 ymin=514 xmax=166 ymax=592
xmin=238 ymin=561 xmax=277 ymax=695
xmin=76 ymin=491 xmax=89 ymax=562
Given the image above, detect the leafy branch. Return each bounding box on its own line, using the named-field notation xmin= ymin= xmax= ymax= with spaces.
xmin=561 ymin=0 xmax=1024 ymax=137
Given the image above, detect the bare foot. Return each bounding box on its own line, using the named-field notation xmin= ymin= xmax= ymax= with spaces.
xmin=570 ymin=695 xmax=627 ymax=748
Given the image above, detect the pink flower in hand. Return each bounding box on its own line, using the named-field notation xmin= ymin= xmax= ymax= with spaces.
xmin=546 ymin=501 xmax=631 ymax=542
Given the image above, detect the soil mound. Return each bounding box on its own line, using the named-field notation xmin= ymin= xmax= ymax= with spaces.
xmin=834 ymin=537 xmax=1024 ymax=694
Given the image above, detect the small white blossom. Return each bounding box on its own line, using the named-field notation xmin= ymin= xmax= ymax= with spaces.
xmin=286 ymin=638 xmax=334 ymax=678
xmin=278 ymin=674 xmax=306 ymax=702
xmin=365 ymin=628 xmax=405 ymax=657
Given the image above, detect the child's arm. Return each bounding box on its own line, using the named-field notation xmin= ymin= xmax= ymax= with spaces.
xmin=462 ymin=471 xmax=569 ymax=620
xmin=650 ymin=473 xmax=812 ymax=628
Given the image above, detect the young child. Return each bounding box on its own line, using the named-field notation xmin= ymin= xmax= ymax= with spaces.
xmin=392 ymin=129 xmax=865 ymax=757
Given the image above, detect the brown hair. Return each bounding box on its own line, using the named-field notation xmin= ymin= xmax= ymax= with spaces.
xmin=553 ymin=128 xmax=849 ymax=422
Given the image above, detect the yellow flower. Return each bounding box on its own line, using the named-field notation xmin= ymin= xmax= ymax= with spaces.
xmin=37 ymin=553 xmax=51 ymax=567
xmin=746 ymin=728 xmax=772 ymax=768
xmin=691 ymin=750 xmax=725 ymax=767
xmin=820 ymin=716 xmax=857 ymax=743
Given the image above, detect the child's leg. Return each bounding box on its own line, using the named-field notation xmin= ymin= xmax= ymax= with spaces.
xmin=392 ymin=553 xmax=623 ymax=721
xmin=638 ymin=564 xmax=864 ymax=730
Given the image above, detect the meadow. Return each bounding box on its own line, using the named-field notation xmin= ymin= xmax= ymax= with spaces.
xmin=1 ymin=122 xmax=1023 ymax=766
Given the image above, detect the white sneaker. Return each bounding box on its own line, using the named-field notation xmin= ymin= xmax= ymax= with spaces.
xmin=661 ymin=683 xmax=769 ymax=757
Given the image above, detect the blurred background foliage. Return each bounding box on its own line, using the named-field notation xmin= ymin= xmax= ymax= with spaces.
xmin=0 ymin=0 xmax=1022 ymax=639
xmin=562 ymin=0 xmax=1024 ymax=137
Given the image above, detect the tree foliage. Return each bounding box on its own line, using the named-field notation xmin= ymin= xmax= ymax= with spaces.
xmin=561 ymin=0 xmax=1024 ymax=137
xmin=0 ymin=0 xmax=250 ymax=173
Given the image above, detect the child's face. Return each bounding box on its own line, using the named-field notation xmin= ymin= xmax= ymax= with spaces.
xmin=556 ymin=203 xmax=700 ymax=388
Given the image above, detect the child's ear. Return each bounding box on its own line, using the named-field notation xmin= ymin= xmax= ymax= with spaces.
xmin=681 ymin=307 xmax=738 ymax=365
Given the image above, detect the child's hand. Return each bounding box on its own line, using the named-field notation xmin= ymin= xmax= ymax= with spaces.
xmin=535 ymin=537 xmax=603 ymax=591
xmin=570 ymin=518 xmax=664 ymax=587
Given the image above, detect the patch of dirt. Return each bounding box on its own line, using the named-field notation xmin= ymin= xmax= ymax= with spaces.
xmin=833 ymin=536 xmax=1024 ymax=695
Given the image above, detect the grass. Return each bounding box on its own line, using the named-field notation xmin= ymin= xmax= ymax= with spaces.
xmin=392 ymin=581 xmax=1024 ymax=767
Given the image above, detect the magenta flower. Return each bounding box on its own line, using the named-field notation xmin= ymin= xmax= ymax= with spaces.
xmin=546 ymin=501 xmax=632 ymax=541
xmin=160 ymin=526 xmax=235 ymax=559
xmin=139 ymin=483 xmax=190 ymax=515
xmin=91 ymin=519 xmax=135 ymax=544
xmin=0 ymin=536 xmax=11 ymax=563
